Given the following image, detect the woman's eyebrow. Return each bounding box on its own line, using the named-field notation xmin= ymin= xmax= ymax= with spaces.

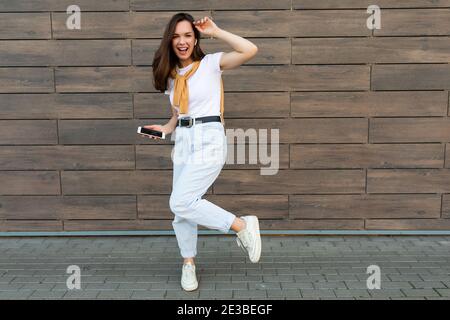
xmin=173 ymin=32 xmax=193 ymax=35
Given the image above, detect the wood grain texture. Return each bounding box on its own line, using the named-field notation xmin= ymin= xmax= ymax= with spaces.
xmin=0 ymin=195 xmax=136 ymax=220
xmin=370 ymin=118 xmax=450 ymax=143
xmin=61 ymin=171 xmax=177 ymax=195
xmin=443 ymin=194 xmax=450 ymax=218
xmin=212 ymin=10 xmax=370 ymax=37
xmin=131 ymin=0 xmax=290 ymax=10
xmin=223 ymin=65 xmax=370 ymax=91
xmin=372 ymin=64 xmax=450 ymax=90
xmin=0 ymin=0 xmax=129 ymax=11
xmin=0 ymin=3 xmax=448 ymax=232
xmin=366 ymin=219 xmax=450 ymax=230
xmin=214 ymin=170 xmax=365 ymax=194
xmin=290 ymin=144 xmax=444 ymax=169
xmin=0 ymin=13 xmax=50 ymax=39
xmin=0 ymin=146 xmax=135 ymax=170
xmin=0 ymin=171 xmax=60 ymax=195
xmin=367 ymin=169 xmax=450 ymax=193
xmin=289 ymin=194 xmax=441 ymax=219
xmin=0 ymin=93 xmax=132 ymax=119
xmin=294 ymin=0 xmax=450 ymax=8
xmin=374 ymin=9 xmax=450 ymax=36
xmin=0 ymin=68 xmax=53 ymax=93
xmin=55 ymin=67 xmax=153 ymax=92
xmin=293 ymin=37 xmax=450 ymax=64
xmin=0 ymin=220 xmax=62 ymax=232
xmin=0 ymin=40 xmax=131 ymax=66
xmin=0 ymin=120 xmax=57 ymax=145
xmin=291 ymin=91 xmax=448 ymax=117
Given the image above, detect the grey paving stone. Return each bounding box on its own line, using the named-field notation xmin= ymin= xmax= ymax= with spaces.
xmin=62 ymin=290 xmax=100 ymax=299
xmin=410 ymin=281 xmax=447 ymax=289
xmin=0 ymin=290 xmax=34 ymax=299
xmin=131 ymin=290 xmax=166 ymax=299
xmin=233 ymin=290 xmax=268 ymax=299
xmin=267 ymin=289 xmax=301 ymax=298
xmin=29 ymin=290 xmax=67 ymax=299
xmin=216 ymin=282 xmax=248 ymax=290
xmin=334 ymin=289 xmax=371 ymax=298
xmin=97 ymin=290 xmax=134 ymax=299
xmin=165 ymin=290 xmax=200 ymax=299
xmin=401 ymin=289 xmax=440 ymax=297
xmin=369 ymin=289 xmax=405 ymax=298
xmin=435 ymin=289 xmax=450 ymax=297
xmin=199 ymin=290 xmax=233 ymax=299
xmin=280 ymin=282 xmax=314 ymax=290
xmin=0 ymin=235 xmax=449 ymax=300
xmin=117 ymin=283 xmax=152 ymax=290
xmin=300 ymin=289 xmax=336 ymax=298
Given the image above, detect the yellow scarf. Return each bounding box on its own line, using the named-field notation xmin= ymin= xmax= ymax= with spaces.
xmin=170 ymin=59 xmax=225 ymax=126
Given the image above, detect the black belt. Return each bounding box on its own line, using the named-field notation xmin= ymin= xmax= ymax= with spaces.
xmin=176 ymin=116 xmax=221 ymax=128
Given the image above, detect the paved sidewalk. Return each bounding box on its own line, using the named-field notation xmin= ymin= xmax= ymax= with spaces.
xmin=0 ymin=235 xmax=449 ymax=300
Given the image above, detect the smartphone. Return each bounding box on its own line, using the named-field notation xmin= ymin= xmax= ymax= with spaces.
xmin=137 ymin=126 xmax=165 ymax=139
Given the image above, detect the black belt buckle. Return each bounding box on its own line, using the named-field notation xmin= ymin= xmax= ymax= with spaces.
xmin=179 ymin=116 xmax=195 ymax=128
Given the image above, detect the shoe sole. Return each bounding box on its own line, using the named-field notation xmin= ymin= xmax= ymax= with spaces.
xmin=181 ymin=282 xmax=198 ymax=291
xmin=246 ymin=216 xmax=261 ymax=263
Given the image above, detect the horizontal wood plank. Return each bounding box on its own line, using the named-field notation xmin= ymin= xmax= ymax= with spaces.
xmin=372 ymin=64 xmax=450 ymax=90
xmin=370 ymin=118 xmax=450 ymax=143
xmin=290 ymin=144 xmax=444 ymax=169
xmin=61 ymin=171 xmax=183 ymax=195
xmin=0 ymin=0 xmax=129 ymax=11
xmin=366 ymin=219 xmax=450 ymax=230
xmin=0 ymin=120 xmax=57 ymax=145
xmin=63 ymin=219 xmax=173 ymax=231
xmin=374 ymin=9 xmax=450 ymax=36
xmin=0 ymin=93 xmax=132 ymax=119
xmin=0 ymin=195 xmax=136 ymax=220
xmin=259 ymin=219 xmax=365 ymax=230
xmin=289 ymin=194 xmax=441 ymax=219
xmin=293 ymin=37 xmax=450 ymax=64
xmin=131 ymin=0 xmax=290 ymax=10
xmin=55 ymin=67 xmax=153 ymax=93
xmin=0 ymin=68 xmax=54 ymax=93
xmin=0 ymin=220 xmax=62 ymax=232
xmin=291 ymin=91 xmax=448 ymax=117
xmin=0 ymin=146 xmax=135 ymax=170
xmin=294 ymin=0 xmax=450 ymax=9
xmin=223 ymin=65 xmax=370 ymax=91
xmin=0 ymin=13 xmax=50 ymax=39
xmin=212 ymin=10 xmax=370 ymax=37
xmin=0 ymin=171 xmax=60 ymax=195
xmin=0 ymin=40 xmax=131 ymax=66
xmin=214 ymin=169 xmax=365 ymax=194
xmin=367 ymin=169 xmax=450 ymax=193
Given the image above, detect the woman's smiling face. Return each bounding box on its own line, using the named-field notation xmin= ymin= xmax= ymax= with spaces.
xmin=172 ymin=20 xmax=196 ymax=66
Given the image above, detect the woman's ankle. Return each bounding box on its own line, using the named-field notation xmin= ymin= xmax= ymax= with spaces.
xmin=231 ymin=217 xmax=246 ymax=233
xmin=183 ymin=258 xmax=195 ymax=265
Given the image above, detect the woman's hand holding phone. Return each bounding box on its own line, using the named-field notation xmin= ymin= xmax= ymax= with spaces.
xmin=141 ymin=124 xmax=168 ymax=140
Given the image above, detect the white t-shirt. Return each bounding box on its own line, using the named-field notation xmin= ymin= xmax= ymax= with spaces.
xmin=165 ymin=52 xmax=224 ymax=119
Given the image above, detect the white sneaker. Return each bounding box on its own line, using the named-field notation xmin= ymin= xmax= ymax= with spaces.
xmin=236 ymin=215 xmax=261 ymax=263
xmin=181 ymin=262 xmax=198 ymax=291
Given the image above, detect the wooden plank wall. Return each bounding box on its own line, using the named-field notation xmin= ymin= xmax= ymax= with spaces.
xmin=0 ymin=0 xmax=449 ymax=232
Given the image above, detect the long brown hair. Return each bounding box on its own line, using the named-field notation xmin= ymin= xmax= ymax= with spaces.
xmin=152 ymin=13 xmax=206 ymax=92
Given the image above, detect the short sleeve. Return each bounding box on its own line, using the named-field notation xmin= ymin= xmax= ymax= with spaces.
xmin=207 ymin=52 xmax=224 ymax=74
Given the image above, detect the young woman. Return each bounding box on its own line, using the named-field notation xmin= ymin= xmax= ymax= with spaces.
xmin=146 ymin=13 xmax=261 ymax=292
